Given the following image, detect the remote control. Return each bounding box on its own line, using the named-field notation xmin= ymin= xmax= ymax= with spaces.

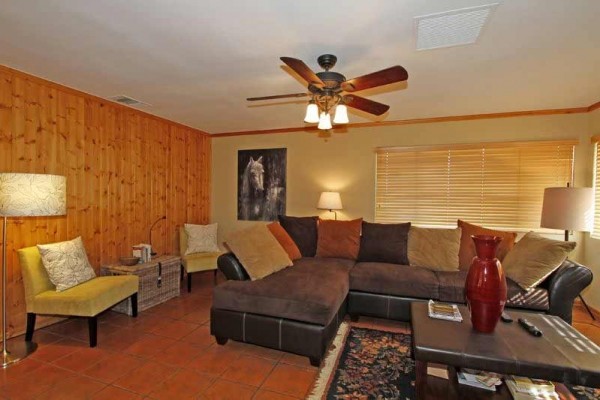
xmin=500 ymin=312 xmax=513 ymax=323
xmin=518 ymin=318 xmax=543 ymax=337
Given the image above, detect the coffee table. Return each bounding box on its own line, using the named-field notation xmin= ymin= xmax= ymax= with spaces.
xmin=411 ymin=302 xmax=600 ymax=399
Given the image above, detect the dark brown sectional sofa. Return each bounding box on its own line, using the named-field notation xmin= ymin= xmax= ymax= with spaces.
xmin=211 ymin=221 xmax=593 ymax=366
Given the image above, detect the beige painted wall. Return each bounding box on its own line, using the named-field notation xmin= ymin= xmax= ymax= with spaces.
xmin=211 ymin=112 xmax=598 ymax=306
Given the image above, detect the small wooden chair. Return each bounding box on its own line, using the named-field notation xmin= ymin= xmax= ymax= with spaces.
xmin=179 ymin=227 xmax=221 ymax=292
xmin=18 ymin=246 xmax=139 ymax=347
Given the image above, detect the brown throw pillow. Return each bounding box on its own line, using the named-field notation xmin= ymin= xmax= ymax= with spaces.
xmin=503 ymin=232 xmax=576 ymax=290
xmin=316 ymin=218 xmax=363 ymax=260
xmin=408 ymin=227 xmax=461 ymax=271
xmin=278 ymin=215 xmax=319 ymax=257
xmin=458 ymin=220 xmax=517 ymax=270
xmin=358 ymin=221 xmax=411 ymax=265
xmin=225 ymin=224 xmax=292 ymax=280
xmin=267 ymin=222 xmax=302 ymax=261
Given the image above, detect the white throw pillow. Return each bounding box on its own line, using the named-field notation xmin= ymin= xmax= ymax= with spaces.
xmin=184 ymin=223 xmax=220 ymax=254
xmin=37 ymin=237 xmax=96 ymax=292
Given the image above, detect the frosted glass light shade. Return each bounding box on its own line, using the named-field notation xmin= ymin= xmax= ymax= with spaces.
xmin=304 ymin=102 xmax=319 ymax=123
xmin=0 ymin=173 xmax=67 ymax=217
xmin=333 ymin=104 xmax=349 ymax=124
xmin=318 ymin=112 xmax=332 ymax=130
xmin=541 ymin=187 xmax=593 ymax=232
xmin=317 ymin=192 xmax=343 ymax=210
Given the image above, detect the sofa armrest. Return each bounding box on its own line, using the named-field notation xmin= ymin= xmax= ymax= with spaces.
xmin=217 ymin=253 xmax=250 ymax=281
xmin=546 ymin=259 xmax=593 ymax=324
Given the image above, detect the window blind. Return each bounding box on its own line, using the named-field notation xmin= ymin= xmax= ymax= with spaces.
xmin=592 ymin=137 xmax=600 ymax=239
xmin=375 ymin=140 xmax=576 ymax=230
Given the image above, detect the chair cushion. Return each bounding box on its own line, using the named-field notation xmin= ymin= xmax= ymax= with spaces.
xmin=278 ymin=215 xmax=319 ymax=257
xmin=37 ymin=237 xmax=96 ymax=292
xmin=31 ymin=275 xmax=138 ymax=317
xmin=182 ymin=251 xmax=222 ymax=273
xmin=184 ymin=223 xmax=220 ymax=254
xmin=358 ymin=221 xmax=411 ymax=265
xmin=435 ymin=270 xmax=549 ymax=311
xmin=350 ymin=262 xmax=439 ymax=300
xmin=213 ymin=257 xmax=353 ymax=325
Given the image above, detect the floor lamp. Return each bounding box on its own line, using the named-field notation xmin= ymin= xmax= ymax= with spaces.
xmin=541 ymin=185 xmax=595 ymax=320
xmin=0 ymin=173 xmax=66 ymax=368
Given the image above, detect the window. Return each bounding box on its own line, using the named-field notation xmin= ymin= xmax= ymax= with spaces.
xmin=375 ymin=140 xmax=575 ymax=230
xmin=592 ymin=137 xmax=600 ymax=239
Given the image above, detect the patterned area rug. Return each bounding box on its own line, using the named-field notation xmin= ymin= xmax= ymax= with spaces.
xmin=307 ymin=322 xmax=600 ymax=400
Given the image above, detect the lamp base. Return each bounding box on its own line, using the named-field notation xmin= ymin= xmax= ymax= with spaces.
xmin=1 ymin=341 xmax=37 ymax=368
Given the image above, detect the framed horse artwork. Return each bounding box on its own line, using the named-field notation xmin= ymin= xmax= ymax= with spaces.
xmin=237 ymin=148 xmax=287 ymax=221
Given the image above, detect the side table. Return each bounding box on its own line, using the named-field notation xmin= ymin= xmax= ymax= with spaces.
xmin=102 ymin=255 xmax=181 ymax=315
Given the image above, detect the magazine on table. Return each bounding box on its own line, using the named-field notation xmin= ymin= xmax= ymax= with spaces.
xmin=505 ymin=376 xmax=558 ymax=400
xmin=457 ymin=369 xmax=502 ymax=392
xmin=428 ymin=300 xmax=463 ymax=322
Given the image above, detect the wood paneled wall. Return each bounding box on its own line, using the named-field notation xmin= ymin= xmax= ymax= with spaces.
xmin=0 ymin=65 xmax=211 ymax=338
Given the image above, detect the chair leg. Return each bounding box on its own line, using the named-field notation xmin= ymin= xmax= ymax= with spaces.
xmin=88 ymin=316 xmax=98 ymax=348
xmin=180 ymin=264 xmax=184 ymax=281
xmin=213 ymin=269 xmax=218 ymax=285
xmin=187 ymin=273 xmax=192 ymax=293
xmin=131 ymin=293 xmax=138 ymax=317
xmin=25 ymin=313 xmax=36 ymax=342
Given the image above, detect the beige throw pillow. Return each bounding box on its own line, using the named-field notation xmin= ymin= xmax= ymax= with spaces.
xmin=408 ymin=227 xmax=461 ymax=271
xmin=225 ymin=224 xmax=293 ymax=280
xmin=503 ymin=232 xmax=576 ymax=290
xmin=184 ymin=223 xmax=220 ymax=254
xmin=37 ymin=237 xmax=96 ymax=292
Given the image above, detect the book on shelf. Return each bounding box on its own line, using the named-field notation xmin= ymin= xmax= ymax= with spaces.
xmin=457 ymin=369 xmax=502 ymax=392
xmin=505 ymin=376 xmax=558 ymax=400
xmin=428 ymin=300 xmax=463 ymax=322
xmin=427 ymin=364 xmax=449 ymax=380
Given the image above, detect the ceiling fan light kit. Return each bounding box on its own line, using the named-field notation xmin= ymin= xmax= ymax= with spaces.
xmin=247 ymin=54 xmax=408 ymax=131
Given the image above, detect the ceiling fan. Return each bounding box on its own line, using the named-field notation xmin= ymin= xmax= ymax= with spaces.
xmin=247 ymin=54 xmax=408 ymax=129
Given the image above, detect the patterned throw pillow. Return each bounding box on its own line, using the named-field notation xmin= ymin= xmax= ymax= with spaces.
xmin=37 ymin=237 xmax=96 ymax=292
xmin=184 ymin=223 xmax=220 ymax=254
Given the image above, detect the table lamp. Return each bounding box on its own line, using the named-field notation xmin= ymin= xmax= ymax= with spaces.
xmin=317 ymin=192 xmax=343 ymax=220
xmin=541 ymin=185 xmax=594 ymax=319
xmin=0 ymin=173 xmax=66 ymax=368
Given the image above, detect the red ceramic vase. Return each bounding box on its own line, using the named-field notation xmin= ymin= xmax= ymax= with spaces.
xmin=464 ymin=235 xmax=507 ymax=333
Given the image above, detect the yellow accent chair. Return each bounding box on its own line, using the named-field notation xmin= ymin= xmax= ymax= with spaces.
xmin=179 ymin=227 xmax=222 ymax=292
xmin=18 ymin=246 xmax=139 ymax=347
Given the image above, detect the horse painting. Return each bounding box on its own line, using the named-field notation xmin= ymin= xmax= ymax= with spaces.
xmin=238 ymin=149 xmax=286 ymax=221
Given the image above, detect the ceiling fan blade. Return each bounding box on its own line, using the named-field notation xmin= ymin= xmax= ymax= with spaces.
xmin=247 ymin=93 xmax=309 ymax=101
xmin=280 ymin=57 xmax=325 ymax=88
xmin=344 ymin=95 xmax=390 ymax=116
xmin=341 ymin=66 xmax=408 ymax=92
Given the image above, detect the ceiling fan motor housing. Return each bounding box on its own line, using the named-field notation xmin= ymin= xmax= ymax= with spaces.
xmin=317 ymin=54 xmax=337 ymax=71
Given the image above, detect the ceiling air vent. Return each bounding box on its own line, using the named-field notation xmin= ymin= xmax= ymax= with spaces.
xmin=415 ymin=3 xmax=499 ymax=51
xmin=108 ymin=95 xmax=148 ymax=106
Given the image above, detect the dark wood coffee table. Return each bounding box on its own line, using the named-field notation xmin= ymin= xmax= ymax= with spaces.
xmin=411 ymin=302 xmax=600 ymax=399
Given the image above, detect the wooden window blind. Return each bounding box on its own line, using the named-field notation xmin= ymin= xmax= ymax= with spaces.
xmin=592 ymin=136 xmax=600 ymax=239
xmin=375 ymin=140 xmax=576 ymax=230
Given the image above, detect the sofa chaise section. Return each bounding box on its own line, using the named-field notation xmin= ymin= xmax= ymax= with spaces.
xmin=211 ymin=255 xmax=353 ymax=366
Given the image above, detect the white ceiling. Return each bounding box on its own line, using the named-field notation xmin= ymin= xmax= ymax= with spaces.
xmin=1 ymin=0 xmax=599 ymax=134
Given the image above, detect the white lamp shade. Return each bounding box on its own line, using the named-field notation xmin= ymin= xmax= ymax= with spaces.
xmin=333 ymin=104 xmax=349 ymax=124
xmin=540 ymin=187 xmax=593 ymax=232
xmin=317 ymin=192 xmax=343 ymax=210
xmin=0 ymin=173 xmax=67 ymax=217
xmin=304 ymin=103 xmax=319 ymax=123
xmin=317 ymin=112 xmax=332 ymax=130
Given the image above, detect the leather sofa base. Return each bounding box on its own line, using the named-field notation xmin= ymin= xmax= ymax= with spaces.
xmin=210 ymin=299 xmax=347 ymax=366
xmin=349 ymin=291 xmax=424 ymax=321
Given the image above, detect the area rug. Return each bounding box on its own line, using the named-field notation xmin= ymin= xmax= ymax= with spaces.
xmin=307 ymin=322 xmax=600 ymax=400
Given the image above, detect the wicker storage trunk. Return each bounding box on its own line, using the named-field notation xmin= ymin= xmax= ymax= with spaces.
xmin=101 ymin=255 xmax=181 ymax=315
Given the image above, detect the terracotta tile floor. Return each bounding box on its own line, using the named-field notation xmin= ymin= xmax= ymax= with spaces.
xmin=1 ymin=272 xmax=599 ymax=399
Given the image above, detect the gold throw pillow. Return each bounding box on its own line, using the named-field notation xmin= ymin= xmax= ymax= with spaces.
xmin=503 ymin=232 xmax=576 ymax=290
xmin=408 ymin=227 xmax=461 ymax=271
xmin=225 ymin=224 xmax=293 ymax=280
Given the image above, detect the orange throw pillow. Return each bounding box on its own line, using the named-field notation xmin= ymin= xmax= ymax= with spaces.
xmin=267 ymin=222 xmax=302 ymax=261
xmin=457 ymin=219 xmax=517 ymax=270
xmin=316 ymin=218 xmax=363 ymax=260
